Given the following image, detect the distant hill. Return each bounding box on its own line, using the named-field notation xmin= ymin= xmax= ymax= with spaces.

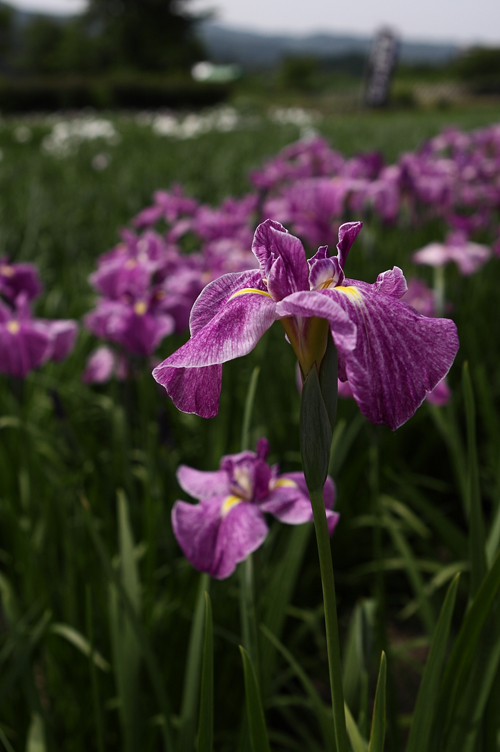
xmin=197 ymin=22 xmax=462 ymax=70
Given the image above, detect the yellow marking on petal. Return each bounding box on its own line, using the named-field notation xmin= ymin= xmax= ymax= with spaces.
xmin=124 ymin=258 xmax=137 ymax=270
xmin=274 ymin=478 xmax=298 ymax=489
xmin=134 ymin=301 xmax=147 ymax=315
xmin=229 ymin=287 xmax=272 ymax=301
xmin=221 ymin=495 xmax=242 ymax=516
xmin=7 ymin=320 xmax=20 ymax=334
xmin=334 ymin=286 xmax=362 ymax=300
xmin=0 ymin=265 xmax=14 ymax=277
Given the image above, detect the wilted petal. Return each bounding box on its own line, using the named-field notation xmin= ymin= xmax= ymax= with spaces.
xmin=172 ymin=496 xmax=268 ymax=579
xmin=177 ymin=465 xmax=229 ymax=499
xmin=327 ymin=279 xmax=459 ymax=429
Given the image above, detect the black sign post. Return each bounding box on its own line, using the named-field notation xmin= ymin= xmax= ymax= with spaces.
xmin=363 ymin=28 xmax=399 ymax=107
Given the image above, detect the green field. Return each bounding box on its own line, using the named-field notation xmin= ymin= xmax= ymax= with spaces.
xmin=1 ymin=102 xmax=500 ymax=751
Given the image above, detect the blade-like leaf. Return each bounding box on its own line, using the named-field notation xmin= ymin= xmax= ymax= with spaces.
xmin=463 ymin=363 xmax=487 ymax=597
xmin=406 ymin=574 xmax=459 ymax=752
xmin=240 ymin=646 xmax=271 ymax=752
xmin=345 ymin=703 xmax=368 ymax=752
xmin=50 ymin=623 xmax=110 ymax=671
xmin=261 ymin=624 xmax=336 ymax=750
xmin=25 ymin=714 xmax=45 ymax=752
xmin=433 ymin=548 xmax=500 ymax=749
xmin=179 ymin=573 xmax=210 ymax=752
xmin=368 ymin=651 xmax=386 ymax=752
xmin=197 ymin=592 xmax=214 ymax=752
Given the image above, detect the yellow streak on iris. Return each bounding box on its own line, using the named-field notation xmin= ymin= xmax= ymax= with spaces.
xmin=228 ymin=288 xmax=272 ymax=301
xmin=274 ymin=478 xmax=298 ymax=489
xmin=221 ymin=495 xmax=242 ymax=516
xmin=134 ymin=301 xmax=147 ymax=315
xmin=7 ymin=321 xmax=20 ymax=334
xmin=0 ymin=265 xmax=14 ymax=277
xmin=334 ymin=286 xmax=361 ymax=299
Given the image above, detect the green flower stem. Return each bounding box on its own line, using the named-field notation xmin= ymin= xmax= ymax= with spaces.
xmin=309 ymin=486 xmax=349 ymax=752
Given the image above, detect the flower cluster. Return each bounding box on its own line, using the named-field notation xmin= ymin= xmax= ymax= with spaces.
xmin=173 ymin=438 xmax=338 ymax=579
xmin=0 ymin=259 xmax=78 ymax=378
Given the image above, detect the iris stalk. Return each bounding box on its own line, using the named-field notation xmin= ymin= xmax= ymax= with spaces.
xmin=300 ymin=345 xmax=349 ymax=752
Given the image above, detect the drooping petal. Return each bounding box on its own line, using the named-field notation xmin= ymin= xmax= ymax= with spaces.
xmin=252 ymin=219 xmax=309 ymax=298
xmin=172 ymin=496 xmax=268 ymax=579
xmin=275 ymin=290 xmax=357 ymax=354
xmin=176 ymin=465 xmax=230 ymax=499
xmin=336 ymin=221 xmax=363 ymax=269
xmin=189 ymin=270 xmax=263 ymax=335
xmin=154 ymin=364 xmax=222 ymax=418
xmin=326 ymin=278 xmax=459 ymax=429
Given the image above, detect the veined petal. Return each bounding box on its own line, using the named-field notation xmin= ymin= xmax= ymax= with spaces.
xmin=153 ymin=364 xmax=222 ymax=418
xmin=177 ymin=465 xmax=230 ymax=499
xmin=336 ymin=221 xmax=363 ymax=269
xmin=252 ymin=220 xmax=309 ymax=298
xmin=155 ymin=288 xmax=277 ymax=370
xmin=189 ymin=270 xmax=263 ymax=335
xmin=375 ymin=266 xmax=407 ymax=298
xmin=172 ymin=496 xmax=268 ymax=580
xmin=275 ymin=290 xmax=357 ymax=353
xmin=260 ymin=473 xmax=338 ymax=534
xmin=326 ymin=279 xmax=459 ymax=429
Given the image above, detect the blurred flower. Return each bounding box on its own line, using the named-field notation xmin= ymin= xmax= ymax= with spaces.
xmin=91 ymin=153 xmax=111 ymax=171
xmin=13 ymin=126 xmax=32 ymax=143
xmin=82 ymin=345 xmax=128 ymax=384
xmin=42 ymin=118 xmax=120 ymax=158
xmin=172 ymin=437 xmax=338 ymax=579
xmin=0 ymin=258 xmax=42 ymax=302
xmin=153 ymin=219 xmax=459 ymax=429
xmin=412 ymin=230 xmax=491 ymax=276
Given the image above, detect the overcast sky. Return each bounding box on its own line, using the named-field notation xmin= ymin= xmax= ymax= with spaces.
xmin=6 ymin=0 xmax=500 ymax=45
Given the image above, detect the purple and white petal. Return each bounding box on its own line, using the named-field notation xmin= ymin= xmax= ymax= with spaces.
xmin=326 ymin=278 xmax=459 ymax=429
xmin=276 ymin=290 xmax=357 ymax=353
xmin=189 ymin=270 xmax=263 ymax=335
xmin=252 ymin=219 xmax=309 ymax=296
xmin=375 ymin=267 xmax=407 ymax=299
xmin=155 ymin=289 xmax=277 ymax=370
xmin=172 ymin=497 xmax=268 ymax=580
xmin=153 ymin=363 xmax=222 ymax=418
xmin=176 ymin=465 xmax=230 ymax=499
xmin=336 ymin=222 xmax=363 ymax=269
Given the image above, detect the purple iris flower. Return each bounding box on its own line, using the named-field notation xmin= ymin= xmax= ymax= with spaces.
xmin=0 ymin=296 xmax=51 ymax=378
xmin=412 ymin=230 xmax=491 ymax=276
xmin=172 ymin=437 xmax=338 ymax=579
xmin=0 ymin=258 xmax=42 ymax=303
xmin=153 ymin=219 xmax=459 ymax=430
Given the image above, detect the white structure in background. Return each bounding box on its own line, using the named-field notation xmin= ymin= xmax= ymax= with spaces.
xmin=191 ymin=61 xmax=241 ymax=83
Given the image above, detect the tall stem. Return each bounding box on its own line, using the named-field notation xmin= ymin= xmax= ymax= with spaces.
xmin=309 ymin=487 xmax=349 ymax=752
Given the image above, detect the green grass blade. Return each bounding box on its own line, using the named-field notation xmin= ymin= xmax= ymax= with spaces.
xmin=0 ymin=725 xmax=16 ymax=752
xmin=240 ymin=366 xmax=260 ymax=452
xmin=197 ymin=592 xmax=214 ymax=752
xmin=368 ymin=651 xmax=386 ymax=752
xmin=261 ymin=624 xmax=336 ymax=749
xmin=240 ymin=646 xmax=271 ymax=752
xmin=81 ymin=497 xmax=174 ymax=750
xmin=344 ymin=703 xmax=368 ymax=752
xmin=434 ymin=548 xmax=500 ymax=747
xmin=25 ymin=714 xmax=45 ymax=752
xmin=463 ymin=363 xmax=487 ymax=597
xmin=178 ymin=573 xmax=210 ymax=752
xmin=50 ymin=623 xmax=110 ymax=671
xmin=406 ymin=574 xmax=459 ymax=752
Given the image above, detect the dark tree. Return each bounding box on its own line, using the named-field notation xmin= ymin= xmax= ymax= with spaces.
xmin=85 ymin=0 xmax=204 ymax=73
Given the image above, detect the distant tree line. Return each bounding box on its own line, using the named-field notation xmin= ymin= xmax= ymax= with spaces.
xmin=0 ymin=0 xmax=205 ymax=76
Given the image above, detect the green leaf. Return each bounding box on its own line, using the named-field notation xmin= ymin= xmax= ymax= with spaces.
xmin=433 ymin=548 xmax=500 ymax=749
xmin=50 ymin=623 xmax=110 ymax=671
xmin=240 ymin=366 xmax=260 ymax=451
xmin=25 ymin=714 xmax=45 ymax=752
xmin=240 ymin=646 xmax=271 ymax=752
xmin=463 ymin=362 xmax=487 ymax=597
xmin=318 ymin=333 xmax=338 ymax=433
xmin=179 ymin=573 xmax=210 ymax=752
xmin=344 ymin=703 xmax=368 ymax=752
xmin=261 ymin=624 xmax=336 ymax=750
xmin=368 ymin=651 xmax=386 ymax=752
xmin=197 ymin=592 xmax=214 ymax=752
xmin=406 ymin=574 xmax=459 ymax=752
xmin=300 ymin=365 xmax=332 ymax=493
